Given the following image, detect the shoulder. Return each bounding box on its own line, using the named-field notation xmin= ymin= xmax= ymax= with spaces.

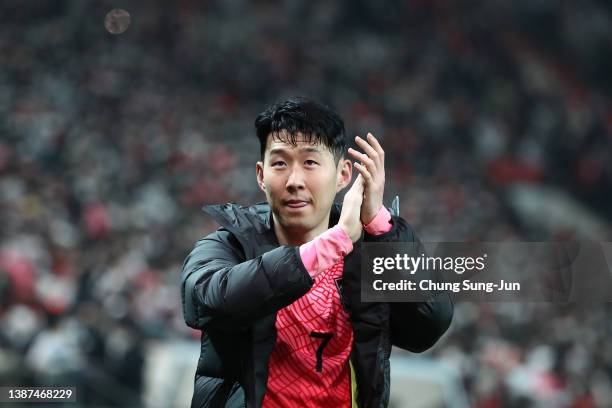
xmin=202 ymin=202 xmax=271 ymax=233
xmin=189 ymin=227 xmax=246 ymax=263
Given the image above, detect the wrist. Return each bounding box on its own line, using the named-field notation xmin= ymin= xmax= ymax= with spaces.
xmin=337 ymin=221 xmax=358 ymax=244
xmin=361 ymin=204 xmax=382 ymax=225
xmin=331 ymin=225 xmax=354 ymax=252
xmin=363 ymin=206 xmax=393 ymax=236
xmin=337 ymin=221 xmax=350 ymax=238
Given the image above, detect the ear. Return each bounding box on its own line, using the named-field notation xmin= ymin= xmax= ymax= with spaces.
xmin=336 ymin=159 xmax=352 ymax=193
xmin=256 ymin=161 xmax=266 ymax=192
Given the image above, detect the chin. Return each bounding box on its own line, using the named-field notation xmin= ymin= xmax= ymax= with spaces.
xmin=280 ymin=218 xmax=311 ymax=231
xmin=276 ymin=214 xmax=314 ymax=231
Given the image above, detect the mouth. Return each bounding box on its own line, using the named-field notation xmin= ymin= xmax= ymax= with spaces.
xmin=283 ymin=199 xmax=310 ymax=209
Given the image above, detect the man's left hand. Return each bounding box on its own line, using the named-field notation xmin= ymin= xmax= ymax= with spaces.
xmin=347 ymin=132 xmax=385 ymax=225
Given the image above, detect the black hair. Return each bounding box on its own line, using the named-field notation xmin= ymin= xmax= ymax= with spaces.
xmin=254 ymin=97 xmax=347 ymax=163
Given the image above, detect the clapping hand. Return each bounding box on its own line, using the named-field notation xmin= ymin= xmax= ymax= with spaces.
xmin=347 ymin=133 xmax=385 ymax=225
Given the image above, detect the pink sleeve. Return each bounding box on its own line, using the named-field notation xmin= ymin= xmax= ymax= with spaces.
xmin=363 ymin=206 xmax=393 ymax=236
xmin=299 ymin=225 xmax=353 ymax=278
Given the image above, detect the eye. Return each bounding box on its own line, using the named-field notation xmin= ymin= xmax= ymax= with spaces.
xmin=271 ymin=161 xmax=286 ymax=167
xmin=305 ymin=160 xmax=319 ymax=166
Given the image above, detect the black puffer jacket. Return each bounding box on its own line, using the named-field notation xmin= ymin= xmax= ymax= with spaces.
xmin=181 ymin=202 xmax=453 ymax=408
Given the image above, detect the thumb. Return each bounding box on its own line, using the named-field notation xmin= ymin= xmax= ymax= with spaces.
xmin=354 ymin=174 xmax=365 ymax=195
xmin=350 ymin=174 xmax=364 ymax=192
xmin=345 ymin=175 xmax=364 ymax=203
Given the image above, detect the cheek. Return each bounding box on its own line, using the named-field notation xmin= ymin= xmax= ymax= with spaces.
xmin=310 ymin=173 xmax=338 ymax=201
xmin=265 ymin=176 xmax=286 ymax=198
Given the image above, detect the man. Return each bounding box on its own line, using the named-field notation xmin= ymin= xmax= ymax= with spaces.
xmin=180 ymin=97 xmax=453 ymax=407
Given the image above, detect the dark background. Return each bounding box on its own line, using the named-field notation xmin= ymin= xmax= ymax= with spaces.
xmin=1 ymin=0 xmax=611 ymax=406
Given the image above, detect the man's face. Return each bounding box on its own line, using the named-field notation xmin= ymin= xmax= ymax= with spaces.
xmin=256 ymin=131 xmax=351 ymax=235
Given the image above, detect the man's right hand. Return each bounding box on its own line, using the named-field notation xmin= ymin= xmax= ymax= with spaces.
xmin=339 ymin=174 xmax=365 ymax=243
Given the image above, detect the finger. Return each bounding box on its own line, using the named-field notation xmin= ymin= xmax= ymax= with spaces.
xmin=347 ymin=174 xmax=362 ymax=193
xmin=353 ymin=174 xmax=365 ymax=190
xmin=355 ymin=136 xmax=380 ymax=165
xmin=354 ymin=162 xmax=374 ymax=186
xmin=347 ymin=148 xmax=376 ymax=172
xmin=354 ymin=178 xmax=365 ymax=197
xmin=349 ymin=142 xmax=381 ymax=171
xmin=366 ymin=132 xmax=385 ymax=157
xmin=351 ymin=174 xmax=365 ymax=196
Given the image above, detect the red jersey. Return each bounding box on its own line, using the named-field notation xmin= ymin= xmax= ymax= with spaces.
xmin=262 ymin=208 xmax=393 ymax=407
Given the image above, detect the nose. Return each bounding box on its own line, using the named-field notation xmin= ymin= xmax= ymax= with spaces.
xmin=286 ymin=164 xmax=305 ymax=192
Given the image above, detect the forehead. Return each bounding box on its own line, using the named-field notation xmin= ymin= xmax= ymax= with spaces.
xmin=265 ymin=131 xmax=332 ymax=156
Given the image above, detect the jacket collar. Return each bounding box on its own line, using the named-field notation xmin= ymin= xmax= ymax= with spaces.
xmin=202 ymin=202 xmax=272 ymax=235
xmin=201 ymin=201 xmax=342 ymax=236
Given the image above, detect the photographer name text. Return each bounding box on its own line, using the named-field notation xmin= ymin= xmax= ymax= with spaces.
xmin=372 ymin=279 xmax=521 ymax=293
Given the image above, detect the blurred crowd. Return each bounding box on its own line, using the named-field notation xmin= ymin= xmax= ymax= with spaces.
xmin=1 ymin=0 xmax=611 ymax=406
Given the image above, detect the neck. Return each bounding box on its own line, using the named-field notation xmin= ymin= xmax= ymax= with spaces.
xmin=272 ymin=213 xmax=330 ymax=246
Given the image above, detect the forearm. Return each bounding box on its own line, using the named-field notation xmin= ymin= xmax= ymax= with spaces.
xmin=182 ymin=231 xmax=313 ymax=329
xmin=299 ymin=225 xmax=353 ymax=278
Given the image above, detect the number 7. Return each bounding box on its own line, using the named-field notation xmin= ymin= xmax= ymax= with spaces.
xmin=310 ymin=331 xmax=334 ymax=372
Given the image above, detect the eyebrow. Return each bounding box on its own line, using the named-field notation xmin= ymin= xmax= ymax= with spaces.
xmin=269 ymin=146 xmax=323 ymax=156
